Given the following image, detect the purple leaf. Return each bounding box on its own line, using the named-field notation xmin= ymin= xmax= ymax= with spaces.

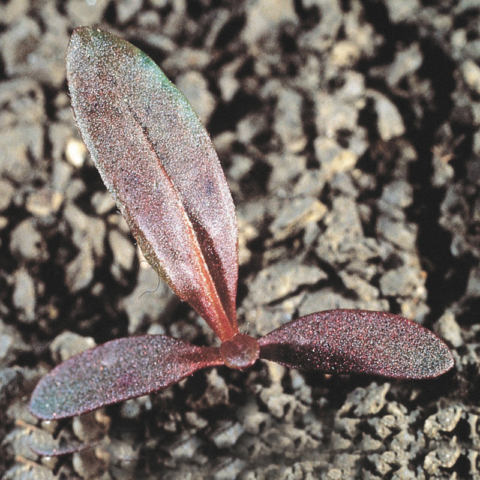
xmin=258 ymin=310 xmax=454 ymax=379
xmin=30 ymin=336 xmax=223 ymax=420
xmin=66 ymin=27 xmax=238 ymax=341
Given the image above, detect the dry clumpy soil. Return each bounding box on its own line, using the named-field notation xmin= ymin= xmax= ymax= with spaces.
xmin=1 ymin=0 xmax=479 ymax=479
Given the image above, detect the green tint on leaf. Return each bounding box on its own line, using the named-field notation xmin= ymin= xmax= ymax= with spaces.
xmin=259 ymin=310 xmax=454 ymax=379
xmin=30 ymin=336 xmax=223 ymax=420
xmin=66 ymin=28 xmax=238 ymax=341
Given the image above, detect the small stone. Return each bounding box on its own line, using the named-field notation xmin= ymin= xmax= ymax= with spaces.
xmin=0 ymin=0 xmax=29 ymax=25
xmin=0 ymin=179 xmax=15 ymax=211
xmin=315 ymin=92 xmax=359 ymax=138
xmin=376 ymin=216 xmax=416 ymax=251
xmin=242 ymin=0 xmax=297 ymax=45
xmin=119 ymin=398 xmax=142 ymax=419
xmin=238 ymin=404 xmax=272 ymax=435
xmin=1 ymin=16 xmax=67 ymax=87
xmin=121 ymin=266 xmax=172 ymax=334
xmin=0 ymin=367 xmax=26 ymax=408
xmin=340 ymin=383 xmax=391 ymax=417
xmin=66 ymin=0 xmax=109 ymax=25
xmin=385 ymin=0 xmax=420 ymax=23
xmin=315 ymin=196 xmax=364 ymax=263
xmin=49 ymin=331 xmax=96 ymax=363
xmin=176 ymin=71 xmax=216 ymax=125
xmin=91 ymin=191 xmax=116 ymax=215
xmin=64 ymin=204 xmax=105 ymax=259
xmin=269 ymin=197 xmax=327 ymax=242
xmin=65 ymin=138 xmax=88 ymax=167
xmin=162 ymin=48 xmax=211 ymax=73
xmin=229 ymin=155 xmax=254 ymax=182
xmin=424 ymin=437 xmax=461 ymax=474
xmin=330 ymin=40 xmax=360 ymax=67
xmin=214 ymin=458 xmax=246 ymax=480
xmin=298 ymin=0 xmax=342 ymax=52
xmin=72 ymin=410 xmax=110 ymax=443
xmin=267 ymin=152 xmax=307 ymax=193
xmin=12 ymin=268 xmax=36 ymax=323
xmin=109 ymin=229 xmax=135 ymax=273
xmin=10 ymin=219 xmax=46 ymax=261
xmin=433 ymin=311 xmax=463 ymax=348
xmin=315 ymin=138 xmax=358 ymax=178
xmin=248 ymin=260 xmax=327 ymax=305
xmin=218 ymin=58 xmax=243 ymax=102
xmin=65 ymin=244 xmax=95 ymax=293
xmin=25 ymin=189 xmax=63 ymax=218
xmin=387 ymin=44 xmax=423 ymax=87
xmin=212 ymin=422 xmax=245 ymax=449
xmin=185 ymin=411 xmax=208 ymax=430
xmin=116 ymin=0 xmax=143 ymax=24
xmin=292 ymin=169 xmax=326 ymax=198
xmin=0 ymin=125 xmax=44 ymax=183
xmin=368 ymin=90 xmax=405 ymax=141
xmin=107 ymin=438 xmax=139 ymax=471
xmin=0 ymin=320 xmax=29 ymax=367
xmin=274 ymin=88 xmax=307 ymax=153
xmin=339 ymin=272 xmax=380 ymax=302
xmin=461 ymin=60 xmax=480 ymax=95
xmin=169 ymin=435 xmax=202 ymax=460
xmin=379 ymin=266 xmax=422 ymax=297
xmin=380 ymin=180 xmax=413 ymax=209
xmin=424 ymin=406 xmax=463 ymax=438
xmin=236 ymin=113 xmax=268 ymax=144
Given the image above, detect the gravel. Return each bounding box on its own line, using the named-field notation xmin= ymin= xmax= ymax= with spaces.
xmin=1 ymin=1 xmax=478 ymax=478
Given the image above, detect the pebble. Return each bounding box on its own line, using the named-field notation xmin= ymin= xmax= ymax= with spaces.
xmin=274 ymin=88 xmax=307 ymax=153
xmin=268 ymin=197 xmax=327 ymax=242
xmin=10 ymin=219 xmax=46 ymax=261
xmin=49 ymin=331 xmax=96 ymax=363
xmin=242 ymin=0 xmax=297 ymax=45
xmin=376 ymin=216 xmax=417 ymax=251
xmin=385 ymin=0 xmax=420 ymax=23
xmin=65 ymin=243 xmax=95 ymax=293
xmin=65 ymin=138 xmax=88 ymax=168
xmin=12 ymin=268 xmax=36 ymax=323
xmin=121 ymin=265 xmax=172 ymax=334
xmin=461 ymin=59 xmax=480 ymax=95
xmin=248 ymin=260 xmax=327 ymax=305
xmin=176 ymin=71 xmax=216 ymax=125
xmin=368 ymin=90 xmax=406 ymax=141
xmin=379 ymin=266 xmax=422 ymax=297
xmin=212 ymin=422 xmax=245 ymax=449
xmin=0 ymin=320 xmax=29 ymax=367
xmin=433 ymin=311 xmax=463 ymax=348
xmin=109 ymin=229 xmax=135 ymax=279
xmin=66 ymin=0 xmax=109 ymax=25
xmin=0 ymin=179 xmax=15 ymax=211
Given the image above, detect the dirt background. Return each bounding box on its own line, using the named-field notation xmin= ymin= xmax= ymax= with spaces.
xmin=1 ymin=0 xmax=480 ymax=478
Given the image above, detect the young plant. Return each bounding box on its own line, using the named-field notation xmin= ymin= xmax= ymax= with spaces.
xmin=30 ymin=28 xmax=453 ymax=426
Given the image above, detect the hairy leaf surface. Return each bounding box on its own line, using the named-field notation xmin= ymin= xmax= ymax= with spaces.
xmin=259 ymin=310 xmax=454 ymax=379
xmin=30 ymin=336 xmax=223 ymax=420
xmin=66 ymin=28 xmax=238 ymax=340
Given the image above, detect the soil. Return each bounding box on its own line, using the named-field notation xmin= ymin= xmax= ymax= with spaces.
xmin=1 ymin=0 xmax=479 ymax=479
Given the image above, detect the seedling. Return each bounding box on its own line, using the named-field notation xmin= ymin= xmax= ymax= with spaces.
xmin=30 ymin=28 xmax=453 ymax=430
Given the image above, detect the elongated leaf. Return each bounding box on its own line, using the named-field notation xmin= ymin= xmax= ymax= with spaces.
xmin=66 ymin=28 xmax=238 ymax=340
xmin=259 ymin=310 xmax=454 ymax=379
xmin=30 ymin=335 xmax=223 ymax=420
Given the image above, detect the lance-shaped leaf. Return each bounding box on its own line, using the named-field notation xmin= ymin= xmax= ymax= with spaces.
xmin=66 ymin=28 xmax=238 ymax=341
xmin=30 ymin=336 xmax=223 ymax=420
xmin=259 ymin=310 xmax=454 ymax=379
